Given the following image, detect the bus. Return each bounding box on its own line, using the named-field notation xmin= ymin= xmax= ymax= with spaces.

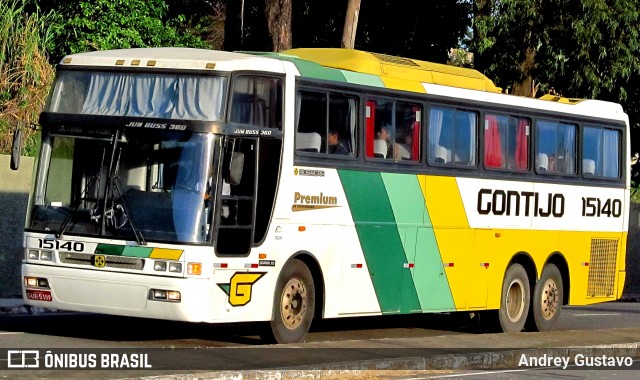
xmin=13 ymin=47 xmax=629 ymax=344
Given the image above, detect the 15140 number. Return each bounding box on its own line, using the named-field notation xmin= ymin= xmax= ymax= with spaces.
xmin=38 ymin=239 xmax=85 ymax=252
xmin=581 ymin=197 xmax=622 ymax=218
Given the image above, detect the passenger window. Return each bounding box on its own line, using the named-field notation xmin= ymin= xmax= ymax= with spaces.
xmin=582 ymin=126 xmax=620 ymax=178
xmin=295 ymin=90 xmax=357 ymax=156
xmin=428 ymin=107 xmax=477 ymax=166
xmin=230 ymin=75 xmax=282 ymax=129
xmin=484 ymin=114 xmax=530 ymax=171
xmin=535 ymin=120 xmax=576 ymax=175
xmin=365 ymin=98 xmax=421 ymax=161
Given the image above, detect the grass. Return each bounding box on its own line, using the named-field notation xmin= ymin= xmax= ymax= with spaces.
xmin=0 ymin=0 xmax=56 ymax=156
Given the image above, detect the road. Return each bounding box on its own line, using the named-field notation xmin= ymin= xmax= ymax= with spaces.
xmin=1 ymin=301 xmax=639 ymax=348
xmin=0 ymin=301 xmax=639 ymax=379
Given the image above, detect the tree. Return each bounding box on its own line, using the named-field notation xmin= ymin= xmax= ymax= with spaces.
xmin=471 ymin=0 xmax=640 ymax=152
xmin=341 ymin=0 xmax=361 ymax=49
xmin=472 ymin=0 xmax=640 ymax=101
xmin=265 ymin=0 xmax=292 ymax=51
xmin=356 ymin=0 xmax=472 ymax=62
xmin=165 ymin=0 xmax=227 ymax=49
xmin=224 ymin=0 xmax=270 ymax=51
xmin=40 ymin=0 xmax=209 ymax=62
xmin=292 ymin=0 xmax=346 ymax=48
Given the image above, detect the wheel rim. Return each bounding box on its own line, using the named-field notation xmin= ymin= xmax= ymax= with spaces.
xmin=280 ymin=278 xmax=308 ymax=330
xmin=540 ymin=278 xmax=559 ymax=320
xmin=506 ymin=279 xmax=526 ymax=322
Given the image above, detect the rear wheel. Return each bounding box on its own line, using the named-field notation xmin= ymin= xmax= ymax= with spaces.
xmin=498 ymin=263 xmax=530 ymax=332
xmin=263 ymin=259 xmax=315 ymax=344
xmin=529 ymin=264 xmax=563 ymax=331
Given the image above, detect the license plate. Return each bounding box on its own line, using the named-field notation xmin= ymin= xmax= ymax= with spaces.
xmin=26 ymin=289 xmax=52 ymax=302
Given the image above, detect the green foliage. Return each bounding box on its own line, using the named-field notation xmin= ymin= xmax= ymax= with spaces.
xmin=472 ymin=0 xmax=640 ymax=109
xmin=0 ymin=0 xmax=56 ymax=156
xmin=45 ymin=0 xmax=210 ymax=61
xmin=473 ymin=0 xmax=640 ymax=180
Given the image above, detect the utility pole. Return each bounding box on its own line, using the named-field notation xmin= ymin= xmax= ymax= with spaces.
xmin=341 ymin=0 xmax=361 ymax=49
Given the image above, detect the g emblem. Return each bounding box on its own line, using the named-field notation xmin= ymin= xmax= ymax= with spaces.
xmin=93 ymin=255 xmax=107 ymax=268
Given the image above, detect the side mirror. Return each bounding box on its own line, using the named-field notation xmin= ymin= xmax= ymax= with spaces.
xmin=10 ymin=128 xmax=24 ymax=170
xmin=226 ymin=152 xmax=244 ymax=185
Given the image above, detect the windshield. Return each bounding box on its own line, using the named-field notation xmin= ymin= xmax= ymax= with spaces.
xmin=29 ymin=130 xmax=218 ymax=244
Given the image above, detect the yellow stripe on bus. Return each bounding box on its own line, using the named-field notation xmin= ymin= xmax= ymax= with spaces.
xmin=150 ymin=248 xmax=183 ymax=260
xmin=420 ymin=175 xmax=469 ymax=228
xmin=380 ymin=76 xmax=427 ymax=93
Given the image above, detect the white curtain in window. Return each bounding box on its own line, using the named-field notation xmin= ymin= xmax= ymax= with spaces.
xmin=295 ymin=91 xmax=302 ymax=130
xmin=428 ymin=108 xmax=444 ymax=162
xmin=561 ymin=125 xmax=575 ymax=174
xmin=348 ymin=98 xmax=357 ymax=152
xmin=173 ymin=76 xmax=225 ymax=120
xmin=466 ymin=112 xmax=477 ymax=164
xmin=602 ymin=129 xmax=619 ymax=177
xmin=82 ymin=74 xmax=133 ymax=115
xmin=81 ymin=73 xmax=225 ymax=121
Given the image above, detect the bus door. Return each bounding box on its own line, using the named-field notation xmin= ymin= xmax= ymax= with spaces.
xmin=214 ymin=135 xmax=281 ymax=256
xmin=214 ymin=73 xmax=283 ymax=256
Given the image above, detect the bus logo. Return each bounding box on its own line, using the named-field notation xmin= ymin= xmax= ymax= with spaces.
xmin=292 ymin=191 xmax=339 ymax=212
xmin=218 ymin=272 xmax=265 ymax=306
xmin=92 ymin=255 xmax=107 ymax=268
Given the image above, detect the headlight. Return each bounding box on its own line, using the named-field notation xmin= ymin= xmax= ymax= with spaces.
xmin=27 ymin=250 xmax=39 ymax=260
xmin=40 ymin=251 xmax=54 ymax=261
xmin=169 ymin=262 xmax=183 ymax=273
xmin=154 ymin=261 xmax=167 ymax=271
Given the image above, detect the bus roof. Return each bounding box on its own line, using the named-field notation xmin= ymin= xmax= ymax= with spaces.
xmin=277 ymin=48 xmax=502 ymax=93
xmin=268 ymin=48 xmax=626 ymax=123
xmin=56 ymin=47 xmax=627 ymax=123
xmin=57 ymin=47 xmax=287 ymax=73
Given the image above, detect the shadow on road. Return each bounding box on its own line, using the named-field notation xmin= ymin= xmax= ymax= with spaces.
xmin=0 ymin=309 xmax=496 ymax=346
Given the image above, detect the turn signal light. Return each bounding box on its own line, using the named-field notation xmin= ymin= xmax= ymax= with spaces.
xmin=187 ymin=262 xmax=202 ymax=275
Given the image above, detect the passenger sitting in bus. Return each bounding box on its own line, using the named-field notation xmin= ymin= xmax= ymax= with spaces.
xmin=377 ymin=125 xmax=407 ymax=160
xmin=537 ymin=153 xmax=549 ymax=172
xmin=396 ymin=126 xmax=413 ymax=160
xmin=376 ymin=126 xmax=392 ymax=158
xmin=328 ymin=129 xmax=349 ymax=155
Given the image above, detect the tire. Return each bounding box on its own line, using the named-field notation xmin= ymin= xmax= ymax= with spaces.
xmin=498 ymin=263 xmax=530 ymax=333
xmin=529 ymin=264 xmax=563 ymax=331
xmin=264 ymin=259 xmax=315 ymax=344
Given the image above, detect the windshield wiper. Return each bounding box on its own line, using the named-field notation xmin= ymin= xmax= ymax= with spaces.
xmin=56 ymin=148 xmax=106 ymax=239
xmin=111 ymin=175 xmax=146 ymax=245
xmin=105 ymin=146 xmax=146 ymax=245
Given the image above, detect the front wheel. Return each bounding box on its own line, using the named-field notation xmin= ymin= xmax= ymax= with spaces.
xmin=529 ymin=264 xmax=563 ymax=331
xmin=263 ymin=259 xmax=315 ymax=344
xmin=498 ymin=263 xmax=530 ymax=332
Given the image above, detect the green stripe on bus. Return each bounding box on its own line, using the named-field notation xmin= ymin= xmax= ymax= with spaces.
xmin=340 ymin=70 xmax=385 ymax=88
xmin=291 ymin=59 xmax=347 ymax=82
xmin=268 ymin=53 xmax=348 ymax=82
xmin=94 ymin=244 xmax=153 ymax=258
xmin=381 ymin=173 xmax=456 ymax=311
xmin=380 ymin=173 xmax=426 ymax=226
xmin=338 ymin=170 xmax=421 ymax=313
xmin=122 ymin=246 xmax=154 ymax=258
xmin=95 ymin=244 xmax=125 ymax=256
